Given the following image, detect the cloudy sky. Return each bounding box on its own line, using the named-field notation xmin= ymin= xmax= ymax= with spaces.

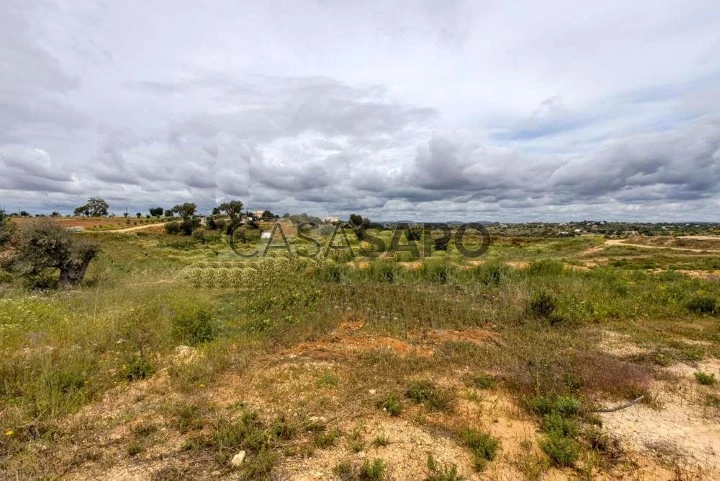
xmin=2 ymin=0 xmax=720 ymax=221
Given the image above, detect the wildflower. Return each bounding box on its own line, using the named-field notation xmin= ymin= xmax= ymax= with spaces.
xmin=5 ymin=430 xmax=14 ymax=436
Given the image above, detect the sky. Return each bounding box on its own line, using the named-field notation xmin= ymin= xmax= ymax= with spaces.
xmin=1 ymin=0 xmax=720 ymax=222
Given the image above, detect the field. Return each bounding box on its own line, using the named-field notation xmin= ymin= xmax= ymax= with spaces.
xmin=1 ymin=223 xmax=720 ymax=480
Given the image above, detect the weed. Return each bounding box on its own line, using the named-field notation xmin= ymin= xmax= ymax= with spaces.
xmin=316 ymin=372 xmax=339 ymax=387
xmin=170 ymin=403 xmax=205 ymax=433
xmin=514 ymin=440 xmax=548 ymax=481
xmin=686 ymin=295 xmax=716 ymax=314
xmin=127 ymin=441 xmax=144 ymax=457
xmin=372 ymin=435 xmax=390 ymax=447
xmin=540 ymin=432 xmax=579 ymax=467
xmin=405 ymin=380 xmax=455 ymax=412
xmin=426 ymin=454 xmax=464 ymax=481
xmin=170 ymin=303 xmax=217 ymax=345
xmin=528 ymin=291 xmax=557 ymax=319
xmin=461 ymin=428 xmax=500 ymax=471
xmin=695 ymin=371 xmax=717 ymax=386
xmin=124 ymin=355 xmax=155 ymax=381
xmin=334 ymin=460 xmax=355 ymax=480
xmin=132 ymin=422 xmax=158 ymax=437
xmin=529 ymin=396 xmax=581 ymax=417
xmin=359 ymin=458 xmax=386 ymax=480
xmin=468 ymin=373 xmax=495 ymax=390
xmin=314 ymin=429 xmax=341 ymax=448
xmin=542 ymin=414 xmax=579 ymax=438
xmin=240 ymin=448 xmax=277 ymax=481
xmin=376 ymin=394 xmax=403 ymax=416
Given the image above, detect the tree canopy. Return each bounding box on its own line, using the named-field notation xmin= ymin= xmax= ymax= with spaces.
xmin=75 ymin=197 xmax=109 ymax=217
xmin=9 ymin=219 xmax=99 ymax=288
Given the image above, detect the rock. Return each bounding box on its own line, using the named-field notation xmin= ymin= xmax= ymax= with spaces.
xmin=368 ymin=389 xmax=377 ymax=395
xmin=230 ymin=450 xmax=246 ymax=467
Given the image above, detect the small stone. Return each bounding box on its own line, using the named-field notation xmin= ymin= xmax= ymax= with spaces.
xmin=368 ymin=389 xmax=377 ymax=395
xmin=357 ymin=451 xmax=366 ymax=458
xmin=230 ymin=450 xmax=246 ymax=467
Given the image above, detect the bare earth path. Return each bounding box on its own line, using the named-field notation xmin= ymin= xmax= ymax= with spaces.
xmin=86 ymin=223 xmax=166 ymax=233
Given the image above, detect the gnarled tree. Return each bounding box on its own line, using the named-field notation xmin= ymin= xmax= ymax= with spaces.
xmin=11 ymin=219 xmax=99 ymax=288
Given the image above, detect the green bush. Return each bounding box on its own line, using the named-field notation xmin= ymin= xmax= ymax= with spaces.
xmin=541 ymin=414 xmax=579 ymax=438
xmin=426 ymin=455 xmax=463 ymax=481
xmin=468 ymin=373 xmax=495 ymax=390
xmin=695 ymin=371 xmax=717 ymax=386
xmin=540 ymin=432 xmax=579 ymax=467
xmin=472 ymin=261 xmax=508 ymax=287
xmin=528 ymin=291 xmax=557 ymax=319
xmin=165 ymin=221 xmax=182 ymax=235
xmin=376 ymin=394 xmax=403 ymax=416
xmin=359 ymin=458 xmax=386 ymax=480
xmin=405 ymin=380 xmax=455 ymax=412
xmin=420 ymin=261 xmax=454 ymax=283
xmin=461 ymin=428 xmax=500 ymax=470
xmin=369 ymin=261 xmax=398 ymax=283
xmin=686 ymin=295 xmax=716 ymax=314
xmin=171 ymin=304 xmax=218 ymax=345
xmin=527 ymin=260 xmax=564 ymax=277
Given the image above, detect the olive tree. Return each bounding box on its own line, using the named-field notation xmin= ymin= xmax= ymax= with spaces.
xmin=11 ymin=219 xmax=99 ymax=288
xmin=218 ymin=200 xmax=244 ymax=223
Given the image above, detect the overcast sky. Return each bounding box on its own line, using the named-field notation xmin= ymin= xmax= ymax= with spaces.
xmin=2 ymin=0 xmax=720 ymax=221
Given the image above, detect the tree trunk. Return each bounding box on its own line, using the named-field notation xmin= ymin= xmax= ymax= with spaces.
xmin=59 ymin=256 xmax=93 ymax=288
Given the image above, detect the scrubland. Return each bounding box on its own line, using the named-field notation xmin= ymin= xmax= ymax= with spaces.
xmin=1 ymin=225 xmax=720 ymax=480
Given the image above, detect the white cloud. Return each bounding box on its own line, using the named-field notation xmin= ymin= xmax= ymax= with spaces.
xmin=1 ymin=0 xmax=720 ymax=220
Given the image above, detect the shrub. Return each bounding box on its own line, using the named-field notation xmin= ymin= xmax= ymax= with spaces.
xmin=468 ymin=373 xmax=495 ymax=390
xmin=528 ymin=291 xmax=557 ymax=319
xmin=695 ymin=371 xmax=717 ymax=386
xmin=165 ymin=221 xmax=182 ymax=235
xmin=405 ymin=380 xmax=455 ymax=411
xmin=314 ymin=429 xmax=341 ymax=448
xmin=540 ymin=432 xmax=579 ymax=467
xmin=529 ymin=396 xmax=581 ymax=417
xmin=426 ymin=455 xmax=463 ymax=481
xmin=461 ymin=428 xmax=500 ymax=470
xmin=473 ymin=261 xmax=507 ymax=287
xmin=554 ymin=396 xmax=581 ymax=416
xmin=376 ymin=394 xmax=403 ymax=416
xmin=124 ymin=355 xmax=155 ymax=381
xmin=171 ymin=304 xmax=217 ymax=345
xmin=318 ymin=262 xmax=346 ymax=283
xmin=369 ymin=261 xmax=398 ymax=283
xmin=359 ymin=458 xmax=386 ymax=480
xmin=420 ymin=261 xmax=453 ymax=283
xmin=406 ymin=225 xmax=423 ymax=241
xmin=527 ymin=260 xmax=564 ymax=276
xmin=541 ymin=414 xmax=579 ymax=438
xmin=192 ymin=228 xmax=206 ymax=244
xmin=686 ymin=295 xmax=716 ymax=315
